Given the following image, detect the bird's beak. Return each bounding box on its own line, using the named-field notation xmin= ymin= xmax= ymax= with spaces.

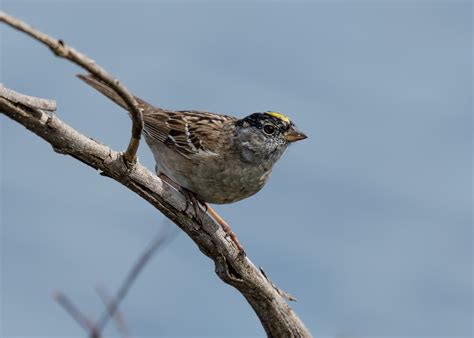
xmin=285 ymin=126 xmax=308 ymax=143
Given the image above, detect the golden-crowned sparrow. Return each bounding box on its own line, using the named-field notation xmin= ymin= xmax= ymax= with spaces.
xmin=78 ymin=74 xmax=307 ymax=250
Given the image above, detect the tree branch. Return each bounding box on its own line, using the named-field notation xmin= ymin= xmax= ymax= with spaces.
xmin=0 ymin=84 xmax=56 ymax=111
xmin=95 ymin=226 xmax=178 ymax=332
xmin=0 ymin=11 xmax=142 ymax=162
xmin=52 ymin=291 xmax=97 ymax=334
xmin=52 ymin=225 xmax=176 ymax=338
xmin=0 ymin=12 xmax=312 ymax=337
xmin=95 ymin=286 xmax=130 ymax=338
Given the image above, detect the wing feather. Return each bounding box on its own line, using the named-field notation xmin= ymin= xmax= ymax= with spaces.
xmin=142 ymin=109 xmax=236 ymax=158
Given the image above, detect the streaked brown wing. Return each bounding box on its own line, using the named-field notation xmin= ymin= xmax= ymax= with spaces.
xmin=142 ymin=109 xmax=235 ymax=158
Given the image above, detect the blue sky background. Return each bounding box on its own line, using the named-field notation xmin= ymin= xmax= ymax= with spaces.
xmin=1 ymin=1 xmax=472 ymax=337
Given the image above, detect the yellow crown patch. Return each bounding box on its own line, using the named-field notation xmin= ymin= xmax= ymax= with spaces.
xmin=266 ymin=111 xmax=291 ymax=124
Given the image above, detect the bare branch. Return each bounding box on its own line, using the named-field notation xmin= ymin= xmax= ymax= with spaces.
xmin=95 ymin=286 xmax=130 ymax=338
xmin=95 ymin=226 xmax=178 ymax=332
xmin=52 ymin=291 xmax=97 ymax=335
xmin=0 ymin=11 xmax=142 ymax=162
xmin=0 ymin=84 xmax=56 ymax=111
xmin=52 ymin=225 xmax=175 ymax=338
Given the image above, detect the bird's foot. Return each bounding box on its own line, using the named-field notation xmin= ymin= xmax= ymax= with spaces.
xmin=206 ymin=204 xmax=245 ymax=255
xmin=158 ymin=173 xmax=203 ymax=214
xmin=157 ymin=173 xmax=244 ymax=254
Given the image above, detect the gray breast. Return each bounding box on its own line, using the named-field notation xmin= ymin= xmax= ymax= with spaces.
xmin=146 ymin=136 xmax=272 ymax=204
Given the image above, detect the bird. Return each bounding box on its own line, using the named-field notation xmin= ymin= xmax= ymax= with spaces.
xmin=78 ymin=74 xmax=307 ymax=252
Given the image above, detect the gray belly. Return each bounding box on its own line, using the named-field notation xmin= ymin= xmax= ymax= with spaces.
xmin=147 ymin=141 xmax=271 ymax=204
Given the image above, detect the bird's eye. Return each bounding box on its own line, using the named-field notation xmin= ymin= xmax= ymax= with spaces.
xmin=263 ymin=124 xmax=276 ymax=135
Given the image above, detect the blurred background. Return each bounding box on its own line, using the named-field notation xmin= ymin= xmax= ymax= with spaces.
xmin=1 ymin=1 xmax=472 ymax=337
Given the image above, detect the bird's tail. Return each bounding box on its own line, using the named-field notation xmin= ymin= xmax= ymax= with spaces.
xmin=77 ymin=74 xmax=149 ymax=110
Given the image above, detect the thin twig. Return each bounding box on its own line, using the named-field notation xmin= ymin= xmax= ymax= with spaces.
xmin=52 ymin=291 xmax=97 ymax=334
xmin=0 ymin=83 xmax=56 ymax=111
xmin=52 ymin=225 xmax=177 ymax=338
xmin=96 ymin=226 xmax=179 ymax=331
xmin=96 ymin=286 xmax=130 ymax=338
xmin=0 ymin=11 xmax=143 ymax=162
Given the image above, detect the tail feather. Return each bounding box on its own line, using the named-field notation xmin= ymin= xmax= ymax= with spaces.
xmin=77 ymin=74 xmax=150 ymax=111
